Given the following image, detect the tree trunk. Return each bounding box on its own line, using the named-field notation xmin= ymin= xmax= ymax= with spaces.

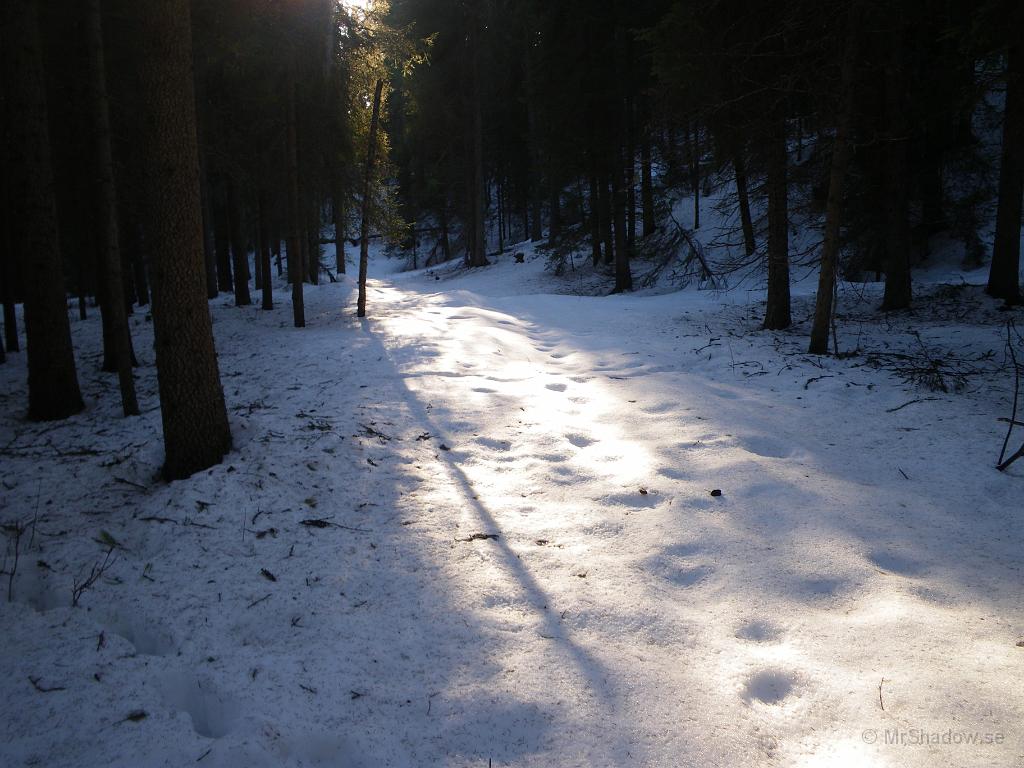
xmin=611 ymin=138 xmax=632 ymax=292
xmin=286 ymin=63 xmax=305 ymax=328
xmin=1 ymin=162 xmax=20 ymax=354
xmin=87 ymin=0 xmax=138 ymax=415
xmin=228 ymin=180 xmax=251 ymax=306
xmin=134 ymin=0 xmax=231 ymax=479
xmin=253 ymin=219 xmax=263 ymax=291
xmin=258 ymin=192 xmax=273 ymax=310
xmin=548 ymin=171 xmax=561 ymax=243
xmin=732 ymin=143 xmax=756 ymax=257
xmin=333 ymin=189 xmax=346 ymax=274
xmin=809 ymin=6 xmax=859 ymax=354
xmin=987 ymin=41 xmax=1023 ymax=304
xmin=641 ymin=133 xmax=655 ymax=237
xmin=600 ymin=174 xmax=614 ymax=266
xmin=130 ymin=224 xmax=150 ymax=306
xmin=213 ymin=188 xmax=233 ymax=293
xmin=357 ymin=78 xmax=384 ymax=318
xmin=688 ymin=121 xmax=701 ymax=230
xmin=589 ymin=172 xmax=603 ymax=266
xmin=4 ymin=0 xmax=84 ymax=420
xmin=763 ymin=117 xmax=791 ymax=330
xmin=195 ymin=74 xmax=218 ymax=300
xmin=881 ymin=27 xmax=912 ymax=311
xmin=468 ymin=15 xmax=488 ymax=268
xmin=306 ymin=202 xmax=320 ymax=284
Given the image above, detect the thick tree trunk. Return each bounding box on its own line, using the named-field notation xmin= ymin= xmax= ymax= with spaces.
xmin=4 ymin=0 xmax=84 ymax=420
xmin=134 ymin=0 xmax=231 ymax=479
xmin=763 ymin=117 xmax=791 ymax=330
xmin=357 ymin=78 xmax=384 ymax=318
xmin=809 ymin=6 xmax=859 ymax=354
xmin=87 ymin=0 xmax=138 ymax=415
xmin=987 ymin=42 xmax=1023 ymax=304
xmin=286 ymin=64 xmax=305 ymax=328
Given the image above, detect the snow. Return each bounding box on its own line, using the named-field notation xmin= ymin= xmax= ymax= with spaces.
xmin=1 ymin=246 xmax=1023 ymax=767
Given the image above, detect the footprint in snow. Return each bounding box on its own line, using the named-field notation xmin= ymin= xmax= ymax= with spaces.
xmin=545 ymin=382 xmax=568 ymax=392
xmin=106 ymin=612 xmax=178 ymax=656
xmin=737 ymin=435 xmax=797 ymax=460
xmin=735 ymin=620 xmax=783 ymax=643
xmin=742 ymin=668 xmax=798 ymax=705
xmin=565 ymin=433 xmax=597 ymax=448
xmin=160 ymin=672 xmax=239 ymax=738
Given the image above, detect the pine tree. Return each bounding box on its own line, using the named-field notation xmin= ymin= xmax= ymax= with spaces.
xmin=133 ymin=0 xmax=231 ymax=479
xmin=3 ymin=0 xmax=85 ymax=421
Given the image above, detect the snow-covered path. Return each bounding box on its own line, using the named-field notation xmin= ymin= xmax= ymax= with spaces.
xmin=356 ymin=273 xmax=1024 ymax=767
xmin=2 ymin=263 xmax=1022 ymax=768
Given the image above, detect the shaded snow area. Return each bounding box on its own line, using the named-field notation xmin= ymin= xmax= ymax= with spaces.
xmin=2 ymin=250 xmax=1023 ymax=768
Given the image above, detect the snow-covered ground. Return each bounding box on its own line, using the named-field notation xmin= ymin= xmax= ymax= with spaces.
xmin=1 ymin=247 xmax=1022 ymax=767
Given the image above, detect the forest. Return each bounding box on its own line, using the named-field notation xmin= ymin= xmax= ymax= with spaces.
xmin=1 ymin=0 xmax=1022 ymax=766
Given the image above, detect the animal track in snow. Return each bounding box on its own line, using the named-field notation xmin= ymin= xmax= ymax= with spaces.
xmin=736 ymin=435 xmax=797 ymax=459
xmin=657 ymin=467 xmax=689 ymax=481
xmin=476 ymin=437 xmax=512 ymax=451
xmin=742 ymin=668 xmax=797 ymax=705
xmin=160 ymin=673 xmax=239 ymax=738
xmin=545 ymin=383 xmax=568 ymax=392
xmin=736 ymin=620 xmax=783 ymax=643
xmin=565 ymin=433 xmax=597 ymax=448
xmin=106 ymin=612 xmax=177 ymax=656
xmin=868 ymin=549 xmax=924 ymax=576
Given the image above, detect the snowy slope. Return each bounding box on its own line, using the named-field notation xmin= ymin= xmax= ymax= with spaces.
xmin=1 ymin=251 xmax=1022 ymax=768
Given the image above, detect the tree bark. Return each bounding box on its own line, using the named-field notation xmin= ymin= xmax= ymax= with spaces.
xmin=134 ymin=0 xmax=231 ymax=479
xmin=732 ymin=142 xmax=756 ymax=257
xmin=87 ymin=0 xmax=138 ymax=415
xmin=357 ymin=78 xmax=384 ymax=318
xmin=763 ymin=116 xmax=791 ymax=330
xmin=987 ymin=41 xmax=1023 ymax=304
xmin=809 ymin=6 xmax=859 ymax=354
xmin=4 ymin=0 xmax=84 ymax=420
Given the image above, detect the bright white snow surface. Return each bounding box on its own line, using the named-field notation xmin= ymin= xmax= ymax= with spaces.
xmin=1 ymin=247 xmax=1023 ymax=768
